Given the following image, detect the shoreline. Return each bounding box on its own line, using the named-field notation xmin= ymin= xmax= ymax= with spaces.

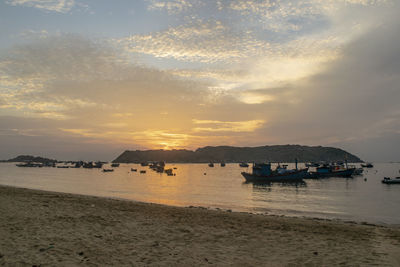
xmin=1 ymin=182 xmax=397 ymax=227
xmin=1 ymin=185 xmax=400 ymax=265
xmin=1 ymin=183 xmax=394 ymax=227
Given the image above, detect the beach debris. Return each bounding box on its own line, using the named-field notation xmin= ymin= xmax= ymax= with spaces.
xmin=78 ymin=252 xmax=84 ymax=256
xmin=313 ymin=251 xmax=318 ymax=255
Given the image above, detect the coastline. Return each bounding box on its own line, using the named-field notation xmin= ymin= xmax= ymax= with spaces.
xmin=1 ymin=185 xmax=399 ymax=266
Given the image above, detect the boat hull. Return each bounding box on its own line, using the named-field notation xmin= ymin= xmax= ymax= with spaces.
xmin=382 ymin=178 xmax=400 ymax=184
xmin=306 ymin=168 xmax=355 ymax=178
xmin=241 ymin=169 xmax=307 ymax=183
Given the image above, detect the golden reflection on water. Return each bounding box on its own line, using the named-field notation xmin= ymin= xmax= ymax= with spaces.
xmin=1 ymin=162 xmax=400 ymax=223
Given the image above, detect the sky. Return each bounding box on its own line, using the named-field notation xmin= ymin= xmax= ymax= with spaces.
xmin=0 ymin=0 xmax=399 ymax=161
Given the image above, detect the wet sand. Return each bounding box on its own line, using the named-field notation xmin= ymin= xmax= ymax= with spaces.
xmin=0 ymin=185 xmax=399 ymax=266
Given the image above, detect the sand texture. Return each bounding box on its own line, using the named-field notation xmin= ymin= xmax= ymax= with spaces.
xmin=1 ymin=185 xmax=400 ymax=266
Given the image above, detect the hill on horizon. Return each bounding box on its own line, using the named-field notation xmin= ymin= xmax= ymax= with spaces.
xmin=113 ymin=145 xmax=362 ymax=163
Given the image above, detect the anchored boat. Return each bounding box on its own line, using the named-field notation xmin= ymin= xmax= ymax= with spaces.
xmin=241 ymin=162 xmax=308 ymax=183
xmin=382 ymin=177 xmax=400 ymax=184
xmin=306 ymin=164 xmax=355 ymax=178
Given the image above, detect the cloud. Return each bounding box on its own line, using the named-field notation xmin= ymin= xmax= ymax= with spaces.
xmin=6 ymin=0 xmax=75 ymax=13
xmin=192 ymin=119 xmax=265 ymax=133
xmin=1 ymin=1 xmax=399 ymax=161
xmin=146 ymin=0 xmax=196 ymax=14
xmin=249 ymin=13 xmax=400 ymax=160
xmin=117 ymin=20 xmax=271 ymax=63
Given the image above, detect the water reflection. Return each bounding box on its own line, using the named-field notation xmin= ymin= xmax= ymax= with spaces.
xmin=245 ymin=181 xmax=307 ymax=188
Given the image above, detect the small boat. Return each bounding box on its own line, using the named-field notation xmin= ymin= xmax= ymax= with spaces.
xmin=57 ymin=166 xmax=69 ymax=168
xmin=111 ymin=163 xmax=120 ymax=167
xmin=93 ymin=162 xmax=103 ymax=168
xmin=361 ymin=163 xmax=373 ymax=168
xmin=102 ymin=169 xmax=114 ymax=172
xmin=353 ymin=168 xmax=364 ymax=175
xmin=164 ymin=168 xmax=173 ymax=175
xmin=208 ymin=163 xmax=214 ymax=167
xmin=140 ymin=170 xmax=146 ymax=174
xmin=140 ymin=162 xmax=149 ymax=166
xmin=220 ymin=162 xmax=226 ymax=167
xmin=131 ymin=168 xmax=137 ymax=172
xmin=241 ymin=163 xmax=308 ymax=183
xmin=16 ymin=162 xmax=43 ymax=168
xmin=382 ymin=177 xmax=400 ymax=184
xmin=239 ymin=162 xmax=249 ymax=167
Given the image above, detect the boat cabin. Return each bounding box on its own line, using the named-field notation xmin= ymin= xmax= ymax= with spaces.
xmin=252 ymin=163 xmax=272 ymax=176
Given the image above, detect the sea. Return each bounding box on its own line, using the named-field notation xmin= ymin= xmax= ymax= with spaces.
xmin=1 ymin=162 xmax=399 ymax=225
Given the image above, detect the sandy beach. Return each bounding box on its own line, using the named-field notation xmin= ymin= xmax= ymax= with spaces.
xmin=0 ymin=185 xmax=399 ymax=266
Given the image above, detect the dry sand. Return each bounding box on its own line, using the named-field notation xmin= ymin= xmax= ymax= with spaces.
xmin=1 ymin=185 xmax=399 ymax=266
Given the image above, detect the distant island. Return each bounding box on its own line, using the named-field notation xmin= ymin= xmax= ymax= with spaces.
xmin=1 ymin=155 xmax=58 ymax=163
xmin=113 ymin=145 xmax=362 ymax=163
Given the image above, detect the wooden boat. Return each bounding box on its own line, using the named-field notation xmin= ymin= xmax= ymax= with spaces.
xmin=220 ymin=162 xmax=226 ymax=167
xmin=111 ymin=163 xmax=120 ymax=167
xmin=241 ymin=163 xmax=308 ymax=183
xmin=208 ymin=163 xmax=214 ymax=167
xmin=131 ymin=168 xmax=137 ymax=172
xmin=140 ymin=170 xmax=146 ymax=174
xmin=102 ymin=169 xmax=114 ymax=172
xmin=382 ymin=177 xmax=400 ymax=184
xmin=306 ymin=164 xmax=355 ymax=178
xmin=239 ymin=162 xmax=249 ymax=167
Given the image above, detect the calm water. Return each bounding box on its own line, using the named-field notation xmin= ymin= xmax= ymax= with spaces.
xmin=1 ymin=162 xmax=400 ymax=225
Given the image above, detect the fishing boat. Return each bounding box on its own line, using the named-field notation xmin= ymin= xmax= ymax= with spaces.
xmin=131 ymin=168 xmax=137 ymax=172
xmin=241 ymin=163 xmax=308 ymax=183
xmin=208 ymin=163 xmax=214 ymax=167
xmin=239 ymin=162 xmax=249 ymax=167
xmin=111 ymin=163 xmax=120 ymax=167
xmin=382 ymin=177 xmax=400 ymax=184
xmin=102 ymin=169 xmax=114 ymax=172
xmin=140 ymin=170 xmax=146 ymax=174
xmin=307 ymin=164 xmax=355 ymax=178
